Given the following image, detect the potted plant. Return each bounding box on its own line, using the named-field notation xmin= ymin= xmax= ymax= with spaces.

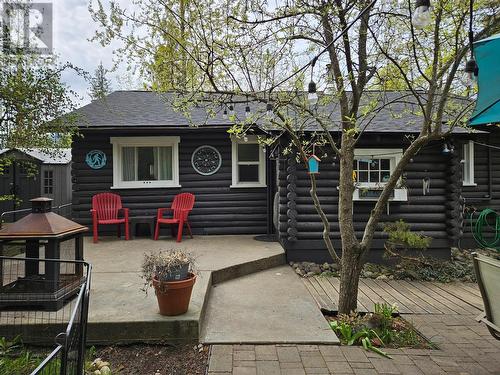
xmin=141 ymin=250 xmax=196 ymax=316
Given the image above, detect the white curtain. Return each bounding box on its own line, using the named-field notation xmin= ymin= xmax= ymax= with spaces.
xmin=159 ymin=146 xmax=172 ymax=180
xmin=122 ymin=147 xmax=135 ymax=181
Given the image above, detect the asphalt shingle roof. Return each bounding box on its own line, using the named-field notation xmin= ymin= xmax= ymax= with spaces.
xmin=72 ymin=90 xmax=476 ymax=134
xmin=0 ymin=148 xmax=71 ymax=164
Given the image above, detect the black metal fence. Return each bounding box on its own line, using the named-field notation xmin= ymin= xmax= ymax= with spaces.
xmin=0 ymin=256 xmax=91 ymax=375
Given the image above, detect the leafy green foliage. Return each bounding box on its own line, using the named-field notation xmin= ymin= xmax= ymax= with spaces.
xmin=330 ymin=320 xmax=391 ymax=358
xmin=0 ymin=336 xmax=22 ymax=356
xmin=0 ymin=351 xmax=41 ymax=375
xmin=329 ymin=303 xmax=430 ymax=356
xmin=90 ymin=0 xmax=203 ymax=91
xmin=0 ymin=53 xmax=79 ymax=150
xmin=0 ymin=337 xmax=113 ymax=375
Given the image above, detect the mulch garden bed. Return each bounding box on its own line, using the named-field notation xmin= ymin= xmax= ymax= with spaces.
xmin=92 ymin=342 xmax=209 ymax=375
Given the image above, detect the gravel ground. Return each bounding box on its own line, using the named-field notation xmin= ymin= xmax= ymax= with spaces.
xmin=93 ymin=342 xmax=209 ymax=375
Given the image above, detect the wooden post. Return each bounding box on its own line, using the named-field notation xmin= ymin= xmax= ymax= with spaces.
xmin=75 ymin=234 xmax=84 ymax=278
xmin=25 ymin=240 xmax=40 ymax=277
xmin=45 ymin=239 xmax=60 ymax=292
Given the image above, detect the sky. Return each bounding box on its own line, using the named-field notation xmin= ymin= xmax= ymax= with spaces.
xmin=51 ymin=0 xmax=135 ymax=105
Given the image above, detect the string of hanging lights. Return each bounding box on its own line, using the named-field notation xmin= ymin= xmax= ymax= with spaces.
xmin=220 ymin=0 xmax=379 ymax=116
xmin=222 ymin=0 xmax=476 ymax=115
xmin=464 ymin=0 xmax=478 ymax=86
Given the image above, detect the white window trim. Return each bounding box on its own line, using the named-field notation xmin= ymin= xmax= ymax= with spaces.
xmin=42 ymin=169 xmax=54 ymax=195
xmin=462 ymin=140 xmax=476 ymax=186
xmin=353 ymin=148 xmax=407 ymax=202
xmin=231 ymin=135 xmax=266 ymax=188
xmin=110 ymin=136 xmax=181 ymax=189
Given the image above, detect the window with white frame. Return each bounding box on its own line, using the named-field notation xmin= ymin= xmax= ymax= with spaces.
xmin=43 ymin=170 xmax=54 ymax=195
xmin=353 ymin=148 xmax=407 ymax=201
xmin=462 ymin=140 xmax=475 ymax=186
xmin=231 ymin=136 xmax=266 ymax=187
xmin=110 ymin=136 xmax=180 ymax=188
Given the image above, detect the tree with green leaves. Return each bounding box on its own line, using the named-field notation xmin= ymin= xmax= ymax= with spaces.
xmin=91 ymin=0 xmax=500 ymax=313
xmin=89 ymin=0 xmax=201 ymax=91
xmin=89 ymin=62 xmax=112 ymax=101
xmin=0 ymin=53 xmax=79 ymax=150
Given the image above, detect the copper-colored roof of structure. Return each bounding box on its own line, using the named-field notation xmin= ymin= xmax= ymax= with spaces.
xmin=0 ymin=198 xmax=87 ymax=239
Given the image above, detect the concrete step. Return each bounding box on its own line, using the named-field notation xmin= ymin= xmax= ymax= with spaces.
xmin=211 ymin=252 xmax=286 ymax=285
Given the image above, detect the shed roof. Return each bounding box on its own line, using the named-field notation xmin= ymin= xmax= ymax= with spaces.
xmin=72 ymin=90 xmax=477 ymax=134
xmin=0 ymin=148 xmax=71 ymax=164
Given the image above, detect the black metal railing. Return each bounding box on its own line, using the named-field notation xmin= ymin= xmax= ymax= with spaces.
xmin=0 ymin=256 xmax=91 ymax=375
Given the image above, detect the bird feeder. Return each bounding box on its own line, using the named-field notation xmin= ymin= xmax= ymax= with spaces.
xmin=307 ymin=155 xmax=321 ymax=174
xmin=0 ymin=197 xmax=88 ymax=310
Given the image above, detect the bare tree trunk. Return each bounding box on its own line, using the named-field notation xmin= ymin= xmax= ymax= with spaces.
xmin=338 ymin=246 xmax=363 ymax=314
xmin=337 ymin=136 xmax=362 ymax=314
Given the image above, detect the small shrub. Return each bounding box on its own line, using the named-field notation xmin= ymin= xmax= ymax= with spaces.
xmin=328 ymin=303 xmax=430 ymax=357
xmin=384 ymin=220 xmax=431 ymax=250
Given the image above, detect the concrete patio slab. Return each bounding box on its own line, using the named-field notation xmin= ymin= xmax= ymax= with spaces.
xmin=1 ymin=235 xmax=286 ymax=344
xmin=85 ymin=235 xmax=284 ymax=273
xmin=200 ymin=266 xmax=340 ymax=345
xmin=85 ymin=235 xmax=285 ymax=343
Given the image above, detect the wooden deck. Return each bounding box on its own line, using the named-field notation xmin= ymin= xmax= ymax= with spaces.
xmin=302 ymin=276 xmax=484 ymax=315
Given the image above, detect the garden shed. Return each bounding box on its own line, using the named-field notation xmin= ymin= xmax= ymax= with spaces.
xmin=0 ymin=148 xmax=72 ymax=221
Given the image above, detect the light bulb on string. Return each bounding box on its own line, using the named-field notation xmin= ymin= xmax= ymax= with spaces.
xmin=308 ymin=81 xmax=318 ymax=106
xmin=412 ymin=0 xmax=432 ymax=29
xmin=464 ymin=58 xmax=478 ymax=87
xmin=307 ymin=57 xmax=319 ymax=106
xmin=266 ymin=102 xmax=273 ymax=119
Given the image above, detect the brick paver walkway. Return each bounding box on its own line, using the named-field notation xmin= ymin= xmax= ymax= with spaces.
xmin=208 ymin=312 xmax=500 ymax=374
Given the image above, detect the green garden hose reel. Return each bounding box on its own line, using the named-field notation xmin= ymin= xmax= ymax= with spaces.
xmin=469 ymin=208 xmax=500 ymax=251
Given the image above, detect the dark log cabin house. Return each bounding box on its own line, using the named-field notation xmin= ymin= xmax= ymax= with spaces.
xmin=70 ymin=91 xmax=496 ymax=262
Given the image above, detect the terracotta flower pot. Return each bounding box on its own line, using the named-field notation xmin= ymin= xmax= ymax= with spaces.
xmin=152 ymin=272 xmax=197 ymax=316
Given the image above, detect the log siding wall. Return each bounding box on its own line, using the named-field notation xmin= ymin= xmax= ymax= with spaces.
xmin=72 ymin=129 xmax=267 ymax=235
xmin=72 ymin=126 xmax=500 ymax=259
xmin=279 ymin=135 xmax=455 ymax=263
xmin=460 ymin=130 xmax=500 ymax=248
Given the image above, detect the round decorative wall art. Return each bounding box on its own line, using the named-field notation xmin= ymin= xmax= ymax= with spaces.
xmin=85 ymin=150 xmax=107 ymax=170
xmin=191 ymin=145 xmax=222 ymax=176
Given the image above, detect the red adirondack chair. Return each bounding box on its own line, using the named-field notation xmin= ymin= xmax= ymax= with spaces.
xmin=154 ymin=193 xmax=195 ymax=242
xmin=91 ymin=193 xmax=130 ymax=243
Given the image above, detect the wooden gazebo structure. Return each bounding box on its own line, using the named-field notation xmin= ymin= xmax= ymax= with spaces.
xmin=0 ymin=197 xmax=87 ymax=310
